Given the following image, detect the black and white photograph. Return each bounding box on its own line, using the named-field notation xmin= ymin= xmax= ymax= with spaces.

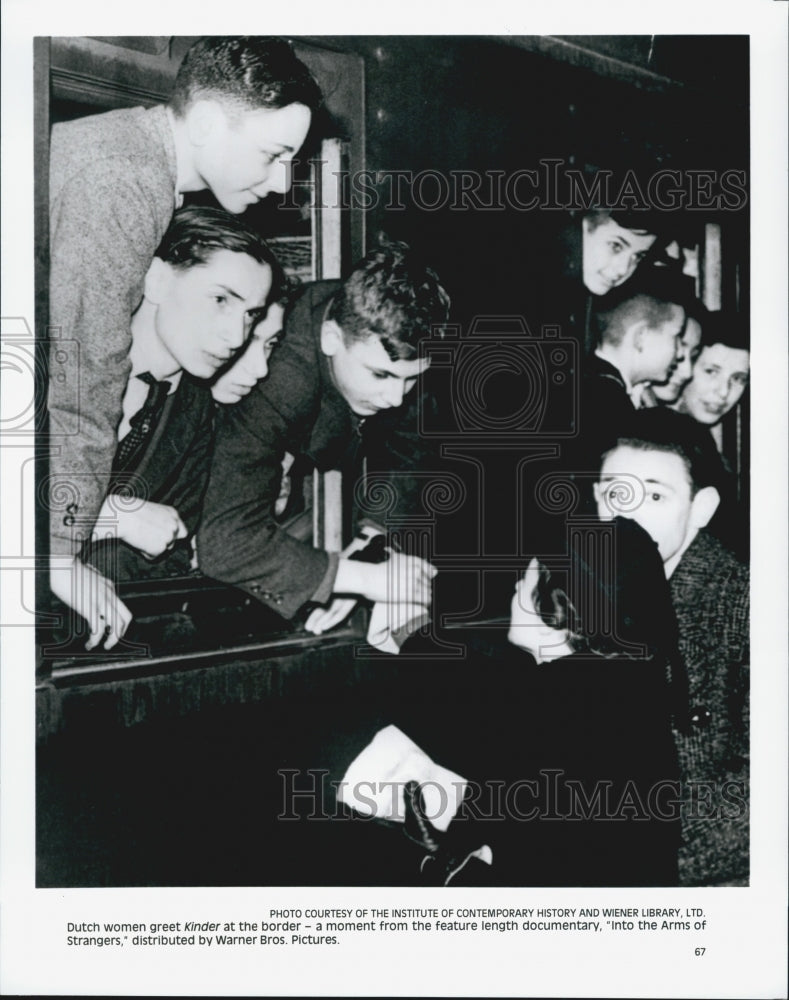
xmin=1 ymin=3 xmax=787 ymax=997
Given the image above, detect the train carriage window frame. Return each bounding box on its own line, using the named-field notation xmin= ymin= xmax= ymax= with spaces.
xmin=35 ymin=36 xmax=367 ymax=684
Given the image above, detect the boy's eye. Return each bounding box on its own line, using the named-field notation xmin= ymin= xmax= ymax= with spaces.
xmin=649 ymin=492 xmax=664 ymax=502
xmin=214 ymin=295 xmax=227 ymax=306
xmin=372 ymin=371 xmax=388 ymax=380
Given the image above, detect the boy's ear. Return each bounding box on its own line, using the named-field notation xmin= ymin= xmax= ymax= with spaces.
xmin=143 ymin=257 xmax=172 ymax=305
xmin=689 ymin=485 xmax=720 ymax=530
xmin=631 ymin=320 xmax=648 ymax=352
xmin=185 ymin=98 xmax=224 ymax=146
xmin=320 ymin=319 xmax=345 ymax=357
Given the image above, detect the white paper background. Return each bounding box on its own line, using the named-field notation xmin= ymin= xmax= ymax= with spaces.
xmin=2 ymin=2 xmax=786 ymax=996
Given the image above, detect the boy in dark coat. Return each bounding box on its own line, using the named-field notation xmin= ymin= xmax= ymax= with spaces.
xmin=199 ymin=242 xmax=450 ymax=625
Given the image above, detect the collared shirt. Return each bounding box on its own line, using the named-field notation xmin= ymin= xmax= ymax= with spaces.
xmin=117 ymin=369 xmax=183 ymax=441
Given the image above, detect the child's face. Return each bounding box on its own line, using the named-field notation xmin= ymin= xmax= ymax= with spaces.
xmin=194 ymin=102 xmax=312 ymax=215
xmin=594 ymin=445 xmax=697 ymax=568
xmin=678 ymin=343 xmax=750 ymax=425
xmin=320 ymin=323 xmax=429 ymax=417
xmin=582 ymin=216 xmax=657 ymax=296
xmin=212 ymin=302 xmax=285 ymax=404
xmin=638 ymin=306 xmax=685 ymax=384
xmin=151 ymin=250 xmax=272 ymax=379
xmin=652 ymin=316 xmax=703 ymax=404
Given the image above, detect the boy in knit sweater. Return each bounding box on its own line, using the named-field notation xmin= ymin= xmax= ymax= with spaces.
xmin=594 ymin=408 xmax=749 ymax=885
xmin=47 ymin=37 xmax=321 ymax=648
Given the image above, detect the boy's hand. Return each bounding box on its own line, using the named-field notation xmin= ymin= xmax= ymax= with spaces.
xmin=336 ymin=551 xmax=437 ymax=606
xmin=95 ymin=498 xmax=188 ymax=560
xmin=304 ymin=597 xmax=357 ymax=635
xmin=50 ymin=555 xmax=132 ymax=650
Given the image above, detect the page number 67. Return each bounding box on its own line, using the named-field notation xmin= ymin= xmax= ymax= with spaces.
xmin=694 ymin=947 xmax=706 ymax=956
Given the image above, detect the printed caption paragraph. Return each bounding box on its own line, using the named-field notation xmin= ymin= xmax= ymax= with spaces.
xmin=66 ymin=905 xmax=709 ymax=950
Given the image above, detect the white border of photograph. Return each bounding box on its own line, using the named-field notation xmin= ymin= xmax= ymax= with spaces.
xmin=2 ymin=1 xmax=786 ymax=997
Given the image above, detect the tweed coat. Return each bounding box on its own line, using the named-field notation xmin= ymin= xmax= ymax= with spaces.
xmin=48 ymin=105 xmax=177 ymax=557
xmin=669 ymin=529 xmax=750 ymax=885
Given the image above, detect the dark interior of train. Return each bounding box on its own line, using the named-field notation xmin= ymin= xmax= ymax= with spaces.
xmin=36 ymin=34 xmax=749 ymax=887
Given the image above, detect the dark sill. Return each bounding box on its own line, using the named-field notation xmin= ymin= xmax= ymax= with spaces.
xmin=37 ymin=573 xmax=367 ymax=687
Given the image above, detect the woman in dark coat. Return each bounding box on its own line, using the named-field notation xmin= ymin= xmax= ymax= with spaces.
xmin=252 ymin=516 xmax=685 ymax=888
xmin=390 ymin=515 xmax=685 ymax=887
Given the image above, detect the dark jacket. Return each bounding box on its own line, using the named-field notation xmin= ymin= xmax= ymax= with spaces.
xmin=579 ymin=353 xmax=638 ymax=459
xmin=549 ymin=352 xmax=638 ymax=529
xmin=198 ymin=280 xmax=439 ymax=619
xmin=81 ymin=374 xmax=214 ymax=582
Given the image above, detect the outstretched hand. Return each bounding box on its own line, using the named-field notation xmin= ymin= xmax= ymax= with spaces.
xmin=335 ymin=550 xmax=437 ymax=607
xmin=50 ymin=555 xmax=132 ymax=650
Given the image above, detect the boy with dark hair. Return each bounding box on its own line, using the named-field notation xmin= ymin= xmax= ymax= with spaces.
xmin=534 ymin=206 xmax=674 ymax=357
xmin=581 ymin=208 xmax=665 ymax=297
xmin=199 ymin=241 xmax=450 ymax=624
xmin=594 ymin=408 xmax=749 ymax=886
xmin=50 ymin=206 xmax=279 ymax=648
xmin=325 ymin=249 xmax=448 ymax=360
xmin=48 ymin=37 xmax=321 ymax=643
xmin=675 ymin=311 xmax=750 ymax=431
xmin=211 ymin=265 xmax=297 ymax=406
xmin=672 ymin=311 xmax=750 ymax=557
xmin=168 ymin=36 xmax=321 ymax=120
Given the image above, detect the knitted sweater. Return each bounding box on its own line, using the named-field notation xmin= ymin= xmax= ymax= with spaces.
xmin=48 ymin=105 xmax=177 ymax=556
xmin=669 ymin=530 xmax=749 ymax=886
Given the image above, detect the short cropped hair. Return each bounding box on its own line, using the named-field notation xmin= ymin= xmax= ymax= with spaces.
xmin=326 ymin=241 xmax=451 ymax=361
xmin=600 ymin=408 xmax=726 ymax=496
xmin=155 ymin=204 xmax=279 ymax=273
xmin=169 ymin=36 xmax=322 ymax=118
xmin=595 ymin=292 xmax=683 ymax=348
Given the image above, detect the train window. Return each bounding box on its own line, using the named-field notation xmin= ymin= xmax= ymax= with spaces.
xmin=37 ymin=37 xmax=365 ymax=681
